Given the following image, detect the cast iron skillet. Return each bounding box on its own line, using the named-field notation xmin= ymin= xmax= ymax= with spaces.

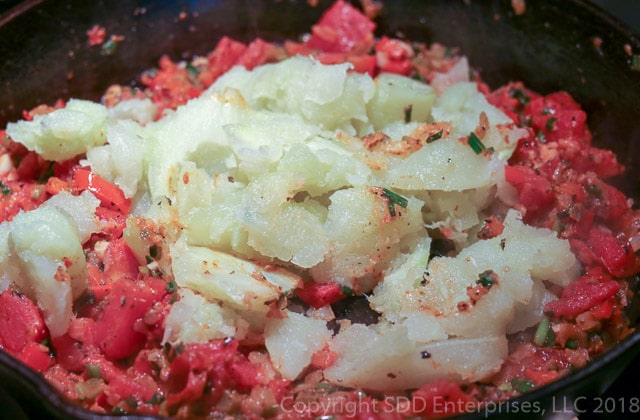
xmin=1 ymin=0 xmax=640 ymax=419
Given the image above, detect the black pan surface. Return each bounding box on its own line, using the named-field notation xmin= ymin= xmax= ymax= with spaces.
xmin=0 ymin=1 xmax=639 ymax=419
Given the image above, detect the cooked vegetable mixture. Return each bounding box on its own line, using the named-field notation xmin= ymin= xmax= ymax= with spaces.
xmin=0 ymin=1 xmax=637 ymax=418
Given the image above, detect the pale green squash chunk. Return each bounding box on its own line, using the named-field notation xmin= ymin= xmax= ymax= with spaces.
xmin=6 ymin=99 xmax=108 ymax=161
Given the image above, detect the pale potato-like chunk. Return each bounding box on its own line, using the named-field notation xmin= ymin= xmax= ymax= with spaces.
xmin=170 ymin=239 xmax=302 ymax=312
xmin=0 ymin=206 xmax=87 ymax=336
xmin=324 ymin=322 xmax=507 ymax=391
xmin=265 ymin=310 xmax=332 ymax=380
xmin=211 ymin=56 xmax=375 ymax=134
xmin=310 ymin=186 xmax=424 ymax=291
xmin=367 ymin=72 xmax=436 ymax=130
xmin=162 ymin=288 xmax=238 ymax=345
xmin=6 ymin=99 xmax=108 ymax=161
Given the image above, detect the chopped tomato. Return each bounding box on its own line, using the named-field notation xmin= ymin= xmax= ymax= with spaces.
xmin=504 ymin=165 xmax=555 ymax=222
xmin=588 ymin=228 xmax=640 ymax=278
xmin=94 ymin=276 xmax=166 ymax=360
xmin=411 ymin=379 xmax=474 ymax=418
xmin=0 ymin=289 xmax=48 ymax=354
xmin=544 ymin=270 xmax=620 ymax=318
xmin=165 ymin=340 xmax=259 ymax=409
xmin=305 ymin=0 xmax=375 ymax=54
xmin=296 ymin=281 xmax=346 ymax=308
xmin=72 ymin=168 xmax=131 ymax=214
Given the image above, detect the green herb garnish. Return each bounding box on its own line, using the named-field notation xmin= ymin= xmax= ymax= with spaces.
xmin=382 ymin=188 xmax=408 ymax=217
xmin=426 ymin=129 xmax=443 ymax=143
xmin=468 ymin=132 xmax=487 ymax=154
xmin=166 ymin=281 xmax=178 ymax=293
xmin=404 ymin=104 xmax=413 ymax=123
xmin=476 ymin=270 xmax=496 ymax=288
xmin=512 ymin=378 xmax=536 ymax=393
xmin=85 ymin=364 xmax=102 ymax=379
xmin=0 ymin=181 xmax=11 ymax=195
xmin=510 ymin=88 xmax=531 ymax=106
xmin=534 ymin=316 xmax=555 ymax=347
xmin=545 ymin=117 xmax=557 ymax=131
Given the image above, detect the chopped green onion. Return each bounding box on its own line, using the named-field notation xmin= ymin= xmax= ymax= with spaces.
xmin=101 ymin=38 xmax=117 ymax=55
xmin=147 ymin=392 xmax=165 ymax=405
xmin=468 ymin=132 xmax=486 ymax=154
xmin=565 ymin=338 xmax=579 ymax=349
xmin=166 ymin=281 xmax=178 ymax=293
xmin=0 ymin=181 xmax=11 ymax=195
xmin=149 ymin=244 xmax=159 ymax=259
xmin=426 ymin=129 xmax=443 ymax=143
xmin=632 ymin=55 xmax=640 ymax=71
xmin=341 ymin=285 xmax=354 ymax=296
xmin=404 ymin=104 xmax=413 ymax=123
xmin=545 ymin=117 xmax=557 ymax=131
xmin=476 ymin=270 xmax=496 ymax=288
xmin=510 ymin=88 xmax=531 ymax=106
xmin=85 ymin=364 xmax=101 ymax=379
xmin=511 ymin=377 xmax=535 ymax=393
xmin=382 ymin=188 xmax=408 ymax=216
xmin=534 ymin=316 xmax=555 ymax=347
xmin=186 ymin=62 xmax=200 ymax=76
xmin=535 ymin=130 xmax=547 ymax=143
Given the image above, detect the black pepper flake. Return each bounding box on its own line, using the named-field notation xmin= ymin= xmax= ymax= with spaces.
xmin=420 ymin=350 xmax=432 ymax=359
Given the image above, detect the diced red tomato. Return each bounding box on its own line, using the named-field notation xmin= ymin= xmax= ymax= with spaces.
xmin=305 ymin=0 xmax=375 ymax=54
xmin=504 ymin=165 xmax=555 ymax=221
xmin=94 ymin=276 xmax=166 ymax=360
xmin=411 ymin=379 xmax=474 ymax=418
xmin=103 ymin=238 xmax=140 ymax=281
xmin=544 ymin=270 xmax=620 ymax=318
xmin=588 ymin=228 xmax=640 ymax=278
xmin=19 ymin=342 xmax=53 ymax=372
xmin=0 ymin=289 xmax=48 ymax=354
xmin=198 ymin=36 xmax=248 ymax=86
xmin=72 ymin=168 xmax=131 ymax=214
xmin=165 ymin=340 xmax=259 ymax=408
xmin=296 ymin=281 xmax=345 ymax=308
xmin=376 ymin=36 xmax=414 ymax=76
